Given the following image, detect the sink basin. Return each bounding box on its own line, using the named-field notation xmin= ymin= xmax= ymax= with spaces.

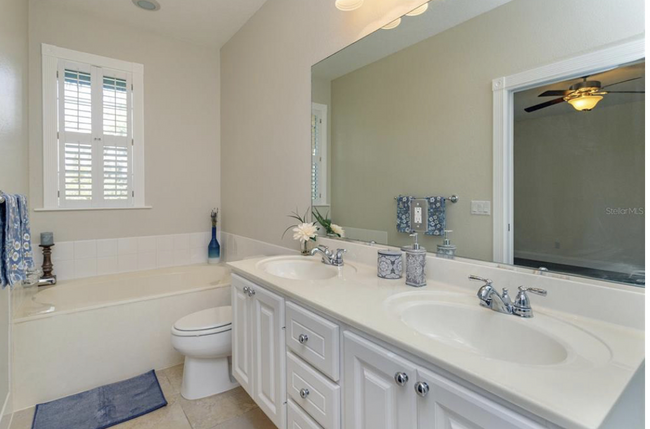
xmin=385 ymin=291 xmax=611 ymax=367
xmin=401 ymin=301 xmax=568 ymax=365
xmin=257 ymin=256 xmax=355 ymax=280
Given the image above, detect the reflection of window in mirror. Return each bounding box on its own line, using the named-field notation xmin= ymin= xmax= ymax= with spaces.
xmin=311 ymin=102 xmax=328 ymax=206
xmin=513 ymin=60 xmax=645 ymax=286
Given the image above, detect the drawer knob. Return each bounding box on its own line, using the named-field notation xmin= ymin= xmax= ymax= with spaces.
xmin=394 ymin=372 xmax=409 ymax=386
xmin=242 ymin=286 xmax=250 ymax=294
xmin=414 ymin=381 xmax=429 ymax=397
xmin=299 ymin=388 xmax=310 ymax=399
xmin=247 ymin=288 xmax=256 ymax=297
xmin=298 ymin=334 xmax=309 ymax=344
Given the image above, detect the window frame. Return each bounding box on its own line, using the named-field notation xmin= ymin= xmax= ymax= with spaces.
xmin=41 ymin=44 xmax=145 ymax=210
xmin=311 ymin=102 xmax=328 ymax=206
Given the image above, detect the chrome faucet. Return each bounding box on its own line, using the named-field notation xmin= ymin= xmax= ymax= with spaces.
xmin=310 ymin=245 xmax=347 ymax=267
xmin=469 ymin=275 xmax=546 ymax=318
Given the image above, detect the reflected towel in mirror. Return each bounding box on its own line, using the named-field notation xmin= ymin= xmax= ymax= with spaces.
xmin=425 ymin=196 xmax=445 ymax=236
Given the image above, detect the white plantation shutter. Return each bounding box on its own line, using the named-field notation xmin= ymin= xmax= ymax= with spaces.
xmin=56 ymin=60 xmax=134 ymax=208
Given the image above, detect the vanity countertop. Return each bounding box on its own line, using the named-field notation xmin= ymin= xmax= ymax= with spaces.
xmin=228 ymin=256 xmax=644 ymax=429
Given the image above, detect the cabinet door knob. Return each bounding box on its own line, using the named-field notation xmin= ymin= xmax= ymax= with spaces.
xmin=298 ymin=334 xmax=309 ymax=344
xmin=299 ymin=388 xmax=310 ymax=398
xmin=394 ymin=372 xmax=409 ymax=386
xmin=414 ymin=381 xmax=429 ymax=397
xmin=242 ymin=286 xmax=250 ymax=295
xmin=247 ymin=288 xmax=256 ymax=297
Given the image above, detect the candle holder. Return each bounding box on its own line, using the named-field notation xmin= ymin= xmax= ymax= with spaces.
xmin=39 ymin=244 xmax=57 ymax=286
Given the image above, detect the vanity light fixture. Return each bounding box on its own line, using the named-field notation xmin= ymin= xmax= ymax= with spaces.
xmin=567 ymin=94 xmax=603 ymax=111
xmin=132 ymin=0 xmax=161 ymax=11
xmin=382 ymin=18 xmax=402 ymax=30
xmin=335 ymin=0 xmax=364 ymax=11
xmin=405 ymin=3 xmax=428 ymax=16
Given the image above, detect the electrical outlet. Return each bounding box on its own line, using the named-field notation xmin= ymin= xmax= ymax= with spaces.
xmin=411 ymin=199 xmax=427 ymax=231
xmin=470 ymin=200 xmax=491 ymax=216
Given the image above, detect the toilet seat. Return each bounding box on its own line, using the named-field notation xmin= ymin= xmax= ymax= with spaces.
xmin=172 ymin=307 xmax=232 ymax=337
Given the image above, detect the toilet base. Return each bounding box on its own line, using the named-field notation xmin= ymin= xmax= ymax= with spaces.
xmin=181 ymin=356 xmax=239 ymax=400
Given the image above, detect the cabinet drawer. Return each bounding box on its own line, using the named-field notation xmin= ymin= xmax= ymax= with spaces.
xmin=287 ymin=351 xmax=340 ymax=429
xmin=288 ymin=399 xmax=324 ymax=429
xmin=286 ymin=301 xmax=340 ymax=381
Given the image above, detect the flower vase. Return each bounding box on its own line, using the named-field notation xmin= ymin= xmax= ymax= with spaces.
xmin=208 ymin=226 xmax=221 ymax=264
xmin=302 ymin=241 xmax=310 ymax=256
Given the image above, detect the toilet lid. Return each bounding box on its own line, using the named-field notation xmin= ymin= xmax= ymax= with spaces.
xmin=174 ymin=306 xmax=232 ymax=332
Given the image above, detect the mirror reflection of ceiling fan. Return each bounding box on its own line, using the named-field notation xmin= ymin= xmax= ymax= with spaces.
xmin=525 ymin=76 xmax=645 ymax=113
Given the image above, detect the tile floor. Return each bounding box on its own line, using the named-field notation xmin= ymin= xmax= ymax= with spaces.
xmin=10 ymin=364 xmax=276 ymax=429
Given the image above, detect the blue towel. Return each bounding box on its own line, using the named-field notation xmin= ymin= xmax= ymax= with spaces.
xmin=425 ymin=196 xmax=446 ymax=236
xmin=396 ymin=196 xmax=412 ymax=233
xmin=32 ymin=370 xmax=167 ymax=429
xmin=0 ymin=192 xmax=34 ymax=288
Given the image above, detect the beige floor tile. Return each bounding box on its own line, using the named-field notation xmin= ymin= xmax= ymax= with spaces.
xmin=9 ymin=407 xmax=35 ymax=429
xmin=180 ymin=387 xmax=257 ymax=429
xmin=212 ymin=408 xmax=276 ymax=429
xmin=162 ymin=363 xmax=185 ymax=395
xmin=113 ymin=402 xmax=192 ymax=429
xmin=156 ymin=370 xmax=180 ymax=406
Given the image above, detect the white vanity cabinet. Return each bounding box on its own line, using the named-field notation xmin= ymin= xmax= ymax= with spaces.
xmin=232 ymin=274 xmax=286 ymax=428
xmin=232 ymin=274 xmax=547 ymax=429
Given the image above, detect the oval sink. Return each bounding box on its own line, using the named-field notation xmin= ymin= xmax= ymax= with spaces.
xmin=257 ymin=256 xmax=355 ymax=280
xmin=401 ymin=302 xmax=568 ymax=365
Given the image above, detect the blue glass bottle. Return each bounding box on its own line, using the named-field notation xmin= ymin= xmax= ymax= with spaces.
xmin=208 ymin=209 xmax=221 ymax=264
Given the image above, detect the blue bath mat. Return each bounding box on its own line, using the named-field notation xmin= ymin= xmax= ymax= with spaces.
xmin=32 ymin=370 xmax=167 ymax=429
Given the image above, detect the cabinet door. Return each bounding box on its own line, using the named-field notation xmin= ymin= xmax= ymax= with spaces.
xmin=231 ymin=276 xmax=252 ymax=395
xmin=415 ymin=367 xmax=544 ymax=429
xmin=343 ymin=331 xmax=417 ymax=429
xmin=252 ymin=283 xmax=286 ymax=428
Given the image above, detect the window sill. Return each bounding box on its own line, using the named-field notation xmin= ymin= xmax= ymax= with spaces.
xmin=33 ymin=206 xmax=152 ymax=212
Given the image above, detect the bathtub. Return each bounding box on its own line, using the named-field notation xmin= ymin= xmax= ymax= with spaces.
xmin=13 ymin=264 xmax=231 ymax=410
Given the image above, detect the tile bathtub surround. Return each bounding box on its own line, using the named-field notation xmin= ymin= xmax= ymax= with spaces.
xmin=32 ymin=232 xmax=216 ymax=281
xmin=10 ymin=364 xmax=275 ymax=429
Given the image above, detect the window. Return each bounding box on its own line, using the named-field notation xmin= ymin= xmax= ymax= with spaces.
xmin=42 ymin=44 xmax=145 ymax=209
xmin=311 ymin=103 xmax=328 ymax=206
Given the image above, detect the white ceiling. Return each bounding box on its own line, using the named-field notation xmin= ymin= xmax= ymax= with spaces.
xmin=33 ymin=0 xmax=269 ymax=49
xmin=312 ymin=0 xmax=513 ymax=81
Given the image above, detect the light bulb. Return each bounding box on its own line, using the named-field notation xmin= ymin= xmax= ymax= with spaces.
xmin=406 ymin=3 xmax=428 ymax=16
xmin=382 ymin=17 xmax=401 ymax=30
xmin=567 ymin=95 xmax=603 ymax=111
xmin=335 ymin=0 xmax=364 ymax=11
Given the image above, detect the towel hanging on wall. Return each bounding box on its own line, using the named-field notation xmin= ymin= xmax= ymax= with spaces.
xmin=0 ymin=192 xmax=35 ymax=288
xmin=425 ymin=196 xmax=446 ymax=236
xmin=396 ymin=195 xmax=413 ymax=233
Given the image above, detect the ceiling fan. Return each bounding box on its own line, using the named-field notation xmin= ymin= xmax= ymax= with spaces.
xmin=524 ymin=75 xmax=645 ymax=113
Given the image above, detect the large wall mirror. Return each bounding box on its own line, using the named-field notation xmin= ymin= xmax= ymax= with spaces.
xmin=311 ymin=0 xmax=645 ymax=286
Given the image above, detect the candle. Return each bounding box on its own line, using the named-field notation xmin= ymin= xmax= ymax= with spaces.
xmin=41 ymin=232 xmax=54 ymax=246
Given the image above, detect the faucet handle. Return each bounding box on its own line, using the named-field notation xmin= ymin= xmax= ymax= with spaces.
xmin=518 ymin=286 xmax=547 ymax=296
xmin=468 ymin=275 xmax=492 ymax=286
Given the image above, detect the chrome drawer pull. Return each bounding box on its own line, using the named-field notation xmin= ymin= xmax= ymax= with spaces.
xmin=300 ymin=388 xmax=310 ymax=398
xmin=298 ymin=334 xmax=309 ymax=344
xmin=242 ymin=286 xmax=250 ymax=295
xmin=394 ymin=372 xmax=409 ymax=386
xmin=247 ymin=288 xmax=256 ymax=297
xmin=414 ymin=381 xmax=429 ymax=397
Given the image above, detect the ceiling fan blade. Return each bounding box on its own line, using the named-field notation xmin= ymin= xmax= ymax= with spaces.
xmin=538 ymin=90 xmax=571 ymax=97
xmin=524 ymin=97 xmax=566 ymax=113
xmin=604 ymin=90 xmax=645 ymax=94
xmin=602 ymin=76 xmax=643 ymax=89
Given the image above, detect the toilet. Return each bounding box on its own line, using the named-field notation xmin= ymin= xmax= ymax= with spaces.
xmin=171 ymin=306 xmax=239 ymax=400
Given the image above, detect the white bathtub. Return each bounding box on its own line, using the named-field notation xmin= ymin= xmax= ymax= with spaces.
xmin=13 ymin=264 xmax=231 ymax=410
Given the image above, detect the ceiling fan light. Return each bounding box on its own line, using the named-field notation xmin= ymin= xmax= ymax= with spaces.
xmin=567 ymin=95 xmax=603 ymax=111
xmin=335 ymin=0 xmax=364 ymax=11
xmin=406 ymin=3 xmax=428 ymax=16
xmin=382 ymin=17 xmax=401 ymax=30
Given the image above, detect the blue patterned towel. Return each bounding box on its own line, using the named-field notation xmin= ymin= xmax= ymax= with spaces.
xmin=396 ymin=196 xmax=413 ymax=233
xmin=425 ymin=197 xmax=446 ymax=236
xmin=0 ymin=193 xmax=34 ymax=288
